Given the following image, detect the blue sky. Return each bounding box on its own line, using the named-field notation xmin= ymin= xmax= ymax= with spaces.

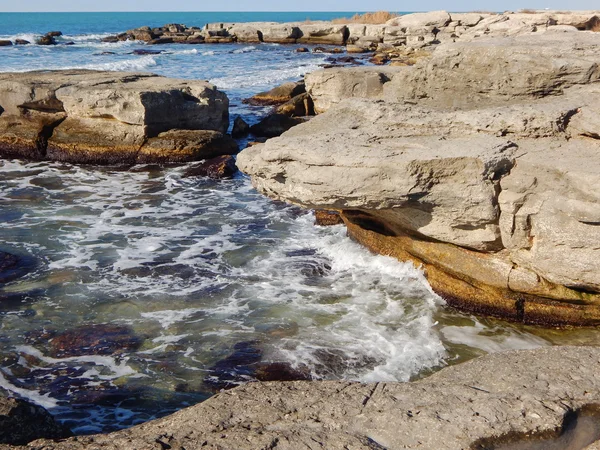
xmin=1 ymin=0 xmax=598 ymax=12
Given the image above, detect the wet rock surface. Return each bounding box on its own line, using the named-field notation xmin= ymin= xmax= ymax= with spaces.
xmin=182 ymin=155 xmax=237 ymax=179
xmin=0 ymin=251 xmax=35 ymax=285
xmin=48 ymin=324 xmax=143 ymax=358
xmin=6 ymin=347 xmax=600 ymax=449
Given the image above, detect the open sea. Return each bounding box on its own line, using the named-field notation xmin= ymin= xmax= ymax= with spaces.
xmin=0 ymin=11 xmax=598 ymax=434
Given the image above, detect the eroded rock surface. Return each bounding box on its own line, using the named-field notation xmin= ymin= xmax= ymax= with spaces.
xmin=239 ymin=32 xmax=600 ymax=325
xmin=4 ymin=347 xmax=600 ymax=449
xmin=0 ymin=70 xmax=234 ymax=165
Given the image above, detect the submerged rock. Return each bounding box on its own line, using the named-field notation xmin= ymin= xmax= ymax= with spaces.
xmin=36 ymin=34 xmax=57 ymax=45
xmin=243 ymin=81 xmax=306 ymax=106
xmin=0 ymin=251 xmax=35 ymax=284
xmin=0 ymin=396 xmax=72 ymax=445
xmin=182 ymin=155 xmax=237 ymax=179
xmin=0 ymin=70 xmax=230 ymax=165
xmin=276 ymin=93 xmax=315 ymax=117
xmin=48 ymin=324 xmax=143 ymax=358
xmin=314 ymin=210 xmax=344 ymax=226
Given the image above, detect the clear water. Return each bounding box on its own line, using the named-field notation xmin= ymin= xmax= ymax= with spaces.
xmin=0 ymin=12 xmax=596 ymax=435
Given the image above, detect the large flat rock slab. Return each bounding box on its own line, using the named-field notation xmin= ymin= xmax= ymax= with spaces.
xmin=0 ymin=70 xmax=234 ymax=165
xmin=6 ymin=346 xmax=600 ymax=449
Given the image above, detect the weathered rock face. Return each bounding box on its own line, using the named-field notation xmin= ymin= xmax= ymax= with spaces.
xmin=238 ymin=32 xmax=600 ymax=326
xmin=9 ymin=347 xmax=600 ymax=449
xmin=385 ymin=32 xmax=600 ymax=108
xmin=0 ymin=396 xmax=71 ymax=445
xmin=0 ymin=70 xmax=234 ymax=165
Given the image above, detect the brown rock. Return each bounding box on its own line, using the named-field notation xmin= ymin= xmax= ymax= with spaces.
xmin=369 ymin=53 xmax=390 ymax=65
xmin=314 ymin=210 xmax=344 ymax=226
xmin=276 ymin=93 xmax=315 ymax=117
xmin=295 ymin=47 xmax=309 ymax=52
xmin=14 ymin=39 xmax=30 ymax=45
xmin=182 ymin=155 xmax=237 ymax=179
xmin=244 ymin=81 xmax=306 ymax=106
xmin=0 ymin=40 xmax=13 ymax=46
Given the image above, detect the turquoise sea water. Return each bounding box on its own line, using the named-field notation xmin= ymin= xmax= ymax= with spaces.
xmin=0 ymin=11 xmax=387 ymax=35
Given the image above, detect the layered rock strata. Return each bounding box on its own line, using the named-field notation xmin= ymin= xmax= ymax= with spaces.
xmin=0 ymin=70 xmax=234 ymax=165
xmin=5 ymin=347 xmax=600 ymax=449
xmin=100 ymin=10 xmax=600 ymax=48
xmin=238 ymin=32 xmax=600 ymax=326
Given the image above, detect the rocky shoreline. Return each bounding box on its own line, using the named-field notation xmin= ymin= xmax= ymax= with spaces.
xmin=2 ymin=8 xmax=600 ymax=448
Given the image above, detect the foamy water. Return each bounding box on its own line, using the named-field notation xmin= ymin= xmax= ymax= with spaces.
xmin=0 ymin=29 xmax=556 ymax=433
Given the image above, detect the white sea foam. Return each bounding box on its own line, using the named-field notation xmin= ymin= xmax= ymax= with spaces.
xmin=141 ymin=308 xmax=206 ymax=329
xmin=0 ymin=371 xmax=59 ymax=409
xmin=15 ymin=345 xmax=136 ymax=379
xmin=210 ymin=60 xmax=326 ymax=90
xmin=440 ymin=321 xmax=549 ymax=354
xmin=232 ymin=45 xmax=257 ymax=54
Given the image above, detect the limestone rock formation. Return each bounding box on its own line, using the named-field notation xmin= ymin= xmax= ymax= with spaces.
xmin=0 ymin=70 xmax=235 ymax=165
xmin=305 ymin=66 xmax=402 ymax=113
xmin=6 ymin=347 xmax=600 ymax=449
xmin=99 ymin=11 xmax=600 ymax=49
xmin=238 ymin=32 xmax=600 ymax=325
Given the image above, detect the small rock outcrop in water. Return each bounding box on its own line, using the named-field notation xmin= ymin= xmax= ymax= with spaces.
xmin=243 ymin=81 xmax=306 ymax=106
xmin=183 ymin=155 xmax=238 ymax=179
xmin=0 ymin=396 xmax=72 ymax=445
xmin=11 ymin=347 xmax=600 ymax=449
xmin=238 ymin=31 xmax=600 ymax=326
xmin=48 ymin=324 xmax=143 ymax=358
xmin=0 ymin=70 xmax=235 ymax=165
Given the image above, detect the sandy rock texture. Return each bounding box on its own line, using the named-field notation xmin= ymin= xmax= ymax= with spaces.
xmin=3 ymin=346 xmax=600 ymax=449
xmin=239 ymin=31 xmax=600 ymax=325
xmin=0 ymin=70 xmax=234 ymax=165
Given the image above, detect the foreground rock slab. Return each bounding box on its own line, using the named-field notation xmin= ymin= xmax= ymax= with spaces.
xmin=239 ymin=32 xmax=600 ymax=325
xmin=5 ymin=346 xmax=600 ymax=449
xmin=0 ymin=70 xmax=234 ymax=165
